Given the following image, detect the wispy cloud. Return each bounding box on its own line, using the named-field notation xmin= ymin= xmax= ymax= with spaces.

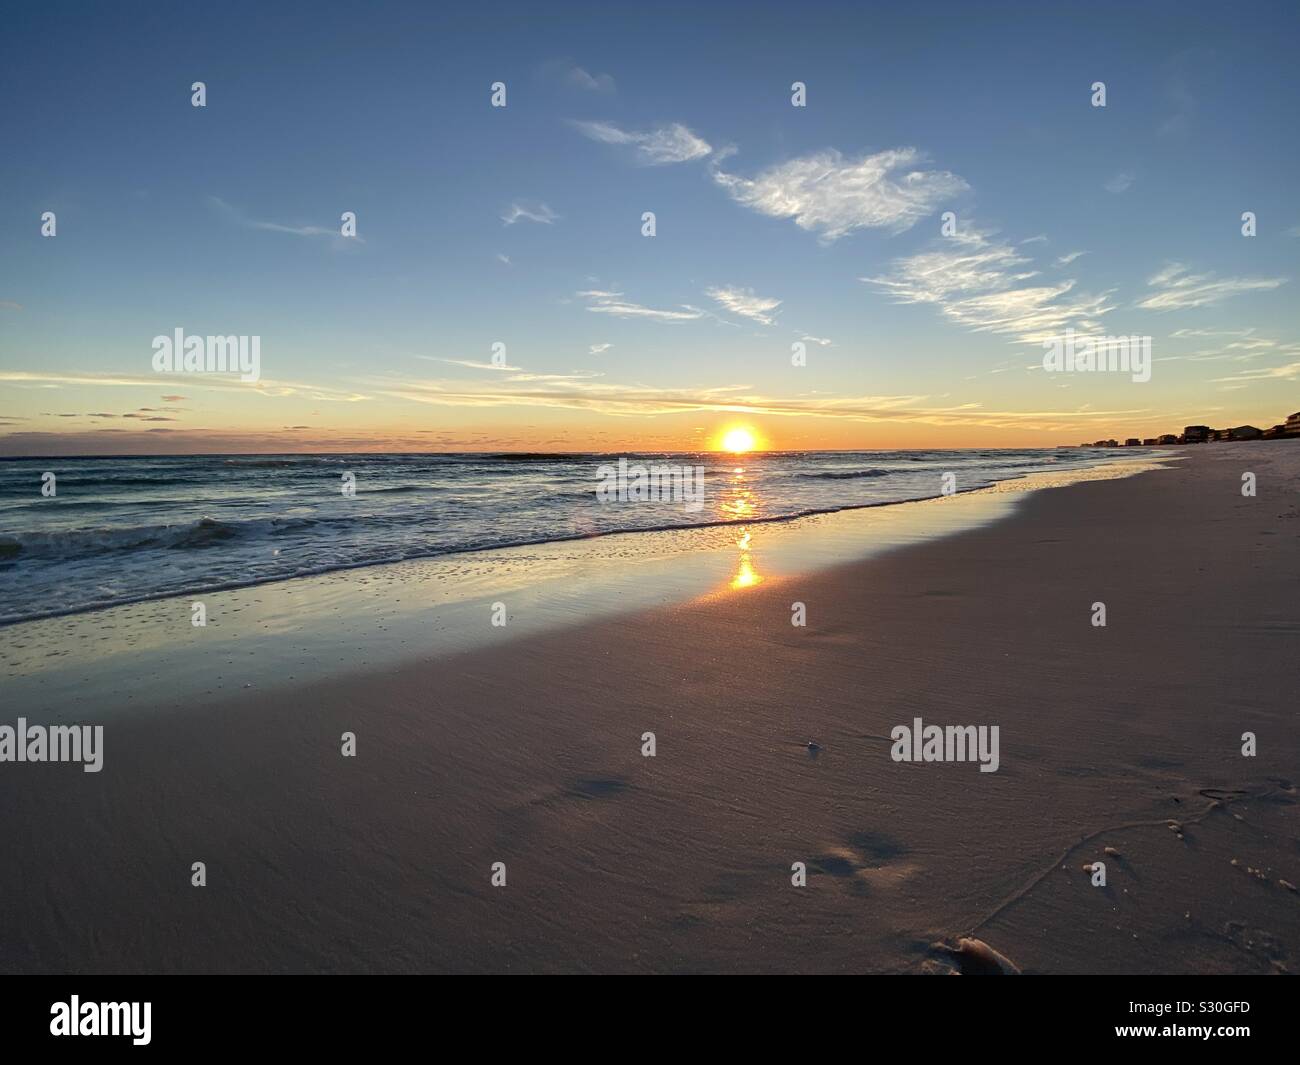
xmin=540 ymin=59 xmax=616 ymax=93
xmin=588 ymin=343 xmax=612 ymax=355
xmin=1170 ymin=327 xmax=1256 ymax=339
xmin=501 ymin=201 xmax=559 ymax=226
xmin=565 ymin=65 xmax=615 ymax=92
xmin=1157 ymin=55 xmax=1202 ymax=138
xmin=1137 ymin=263 xmax=1286 ymax=311
xmin=1056 ymin=251 xmax=1087 ymax=266
xmin=706 ymin=285 xmax=782 ymax=326
xmin=578 ymin=289 xmax=705 ymax=322
xmin=1156 ymin=333 xmax=1294 ymax=364
xmin=0 ymin=300 xmax=21 ymax=311
xmin=45 ymin=409 xmax=177 ymax=422
xmin=1210 ymin=360 xmax=1300 ymax=383
xmin=208 ymin=196 xmax=360 ymax=243
xmin=0 ymin=370 xmax=369 ymax=402
xmin=418 ymin=359 xmax=599 ymax=384
xmin=710 ymin=147 xmax=967 ymax=242
xmin=421 ymin=358 xmax=523 ymax=373
xmin=571 ymin=120 xmax=712 ymax=165
xmin=1104 ymin=172 xmax=1135 ymax=194
xmin=863 ymin=229 xmax=1114 ymax=344
xmin=369 ymin=369 xmax=1150 ymax=432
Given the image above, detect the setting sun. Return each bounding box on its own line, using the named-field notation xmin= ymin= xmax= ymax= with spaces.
xmin=720 ymin=427 xmax=757 ymax=453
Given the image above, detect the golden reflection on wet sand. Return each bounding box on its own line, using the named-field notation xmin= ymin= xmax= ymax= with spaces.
xmin=723 ymin=466 xmax=764 ymax=589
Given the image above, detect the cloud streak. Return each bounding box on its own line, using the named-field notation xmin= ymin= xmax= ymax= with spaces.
xmin=1137 ymin=263 xmax=1286 ymax=311
xmin=578 ymin=290 xmax=705 ymax=322
xmin=208 ymin=196 xmax=361 ymax=243
xmin=501 ymin=201 xmax=559 ymax=226
xmin=706 ymin=286 xmax=782 ymax=326
xmin=571 ymin=120 xmax=712 ymax=165
xmin=565 ymin=65 xmax=614 ymax=92
xmin=369 ymin=370 xmax=1150 ymax=432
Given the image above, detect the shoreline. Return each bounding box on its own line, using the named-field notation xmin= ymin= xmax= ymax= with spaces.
xmin=0 ymin=448 xmax=1153 ymax=629
xmin=0 ymin=443 xmax=1295 ymax=973
xmin=3 ymin=456 xmax=1167 ymax=718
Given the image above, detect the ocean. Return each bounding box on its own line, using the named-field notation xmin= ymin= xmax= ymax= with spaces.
xmin=0 ymin=449 xmax=1131 ymax=625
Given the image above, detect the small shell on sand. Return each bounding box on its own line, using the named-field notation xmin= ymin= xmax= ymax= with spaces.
xmin=1279 ymin=880 xmax=1297 ymax=893
xmin=1103 ymin=846 xmax=1121 ymax=857
xmin=933 ymin=937 xmax=1021 ymax=975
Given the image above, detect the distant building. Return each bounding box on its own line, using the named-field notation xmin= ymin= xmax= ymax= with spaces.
xmin=1142 ymin=438 xmax=1157 ymax=446
xmin=1157 ymin=434 xmax=1179 ymax=445
xmin=1183 ymin=425 xmax=1211 ymax=443
xmin=1124 ymin=438 xmax=1141 ymax=446
xmin=1263 ymin=424 xmax=1287 ymax=440
xmin=1286 ymin=411 xmax=1300 ymax=435
xmin=1228 ymin=425 xmax=1262 ymax=441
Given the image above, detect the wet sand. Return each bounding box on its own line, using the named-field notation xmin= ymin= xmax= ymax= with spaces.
xmin=1 ymin=443 xmax=1296 ymax=973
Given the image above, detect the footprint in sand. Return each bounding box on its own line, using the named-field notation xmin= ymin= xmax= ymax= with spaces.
xmin=808 ymin=831 xmax=916 ymax=895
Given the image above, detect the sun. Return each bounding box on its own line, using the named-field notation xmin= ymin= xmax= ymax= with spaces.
xmin=720 ymin=427 xmax=757 ymax=454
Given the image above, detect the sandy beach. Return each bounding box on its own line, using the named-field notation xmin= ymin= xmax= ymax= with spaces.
xmin=1 ymin=442 xmax=1296 ymax=974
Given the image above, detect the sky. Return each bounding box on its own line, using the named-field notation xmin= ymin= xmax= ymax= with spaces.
xmin=1 ymin=0 xmax=1297 ymax=454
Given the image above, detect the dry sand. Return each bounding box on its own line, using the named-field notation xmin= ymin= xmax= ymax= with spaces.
xmin=1 ymin=443 xmax=1296 ymax=973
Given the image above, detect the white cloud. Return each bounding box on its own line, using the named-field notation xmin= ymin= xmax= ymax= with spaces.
xmin=578 ymin=290 xmax=705 ymax=322
xmin=1104 ymin=172 xmax=1135 ymax=194
xmin=706 ymin=285 xmax=782 ymax=326
xmin=710 ymin=147 xmax=967 ymax=241
xmin=589 ymin=343 xmax=612 ymax=355
xmin=863 ymin=229 xmax=1114 ymax=344
xmin=800 ymin=335 xmax=832 ymax=346
xmin=501 ymin=201 xmax=559 ymax=226
xmin=1137 ymin=263 xmax=1286 ymax=310
xmin=572 ymin=120 xmax=711 ymax=165
xmin=496 ymin=253 xmax=512 ymax=266
xmin=1056 ymin=250 xmax=1087 ymax=266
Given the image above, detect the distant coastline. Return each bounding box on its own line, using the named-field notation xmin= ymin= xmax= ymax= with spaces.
xmin=1072 ymin=407 xmax=1300 ymax=448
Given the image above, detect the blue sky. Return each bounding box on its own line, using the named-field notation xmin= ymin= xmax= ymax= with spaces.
xmin=1 ymin=0 xmax=1297 ymax=453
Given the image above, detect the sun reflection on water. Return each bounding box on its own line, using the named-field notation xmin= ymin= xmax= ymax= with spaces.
xmin=720 ymin=463 xmax=764 ymax=589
